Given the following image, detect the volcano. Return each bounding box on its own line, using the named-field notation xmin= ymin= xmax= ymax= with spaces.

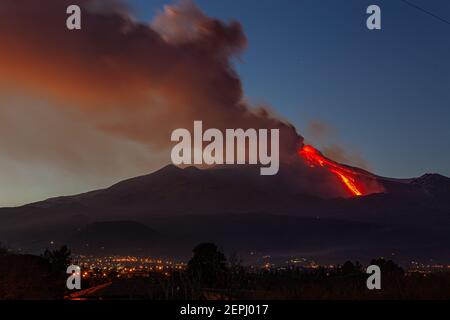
xmin=0 ymin=154 xmax=449 ymax=263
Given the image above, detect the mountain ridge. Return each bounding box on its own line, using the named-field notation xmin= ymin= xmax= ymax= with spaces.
xmin=0 ymin=164 xmax=449 ymax=262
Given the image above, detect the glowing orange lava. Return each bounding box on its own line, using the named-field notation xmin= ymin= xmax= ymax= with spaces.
xmin=298 ymin=145 xmax=363 ymax=197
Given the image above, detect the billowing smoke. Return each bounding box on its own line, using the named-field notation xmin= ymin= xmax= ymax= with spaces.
xmin=0 ymin=0 xmax=379 ymax=201
xmin=0 ymin=0 xmax=301 ymax=157
xmin=305 ymin=120 xmax=370 ymax=170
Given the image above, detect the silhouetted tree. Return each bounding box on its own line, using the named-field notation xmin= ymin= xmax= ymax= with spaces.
xmin=370 ymin=258 xmax=404 ymax=276
xmin=228 ymin=251 xmax=246 ymax=295
xmin=339 ymin=261 xmax=364 ymax=276
xmin=42 ymin=245 xmax=72 ymax=279
xmin=368 ymin=258 xmax=405 ymax=295
xmin=0 ymin=242 xmax=8 ymax=256
xmin=187 ymin=243 xmax=228 ymax=289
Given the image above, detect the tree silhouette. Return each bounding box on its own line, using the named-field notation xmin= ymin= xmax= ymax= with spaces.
xmin=187 ymin=243 xmax=228 ymax=289
xmin=0 ymin=242 xmax=8 ymax=256
xmin=339 ymin=261 xmax=364 ymax=276
xmin=42 ymin=245 xmax=72 ymax=274
xmin=370 ymin=258 xmax=404 ymax=276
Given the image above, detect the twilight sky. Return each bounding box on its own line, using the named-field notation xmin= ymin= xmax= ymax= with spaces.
xmin=130 ymin=0 xmax=450 ymax=176
xmin=0 ymin=0 xmax=449 ymax=206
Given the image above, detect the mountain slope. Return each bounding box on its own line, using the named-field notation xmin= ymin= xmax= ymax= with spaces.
xmin=0 ymin=164 xmax=449 ymax=262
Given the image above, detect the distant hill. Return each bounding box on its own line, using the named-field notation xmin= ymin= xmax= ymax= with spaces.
xmin=67 ymin=221 xmax=160 ymax=255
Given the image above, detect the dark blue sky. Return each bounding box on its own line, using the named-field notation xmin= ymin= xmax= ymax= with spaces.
xmin=129 ymin=0 xmax=450 ymax=178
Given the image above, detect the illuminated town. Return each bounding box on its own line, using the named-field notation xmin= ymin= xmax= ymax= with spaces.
xmin=70 ymin=254 xmax=450 ymax=281
xmin=71 ymin=255 xmax=187 ymax=279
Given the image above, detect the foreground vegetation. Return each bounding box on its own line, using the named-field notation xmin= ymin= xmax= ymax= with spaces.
xmin=1 ymin=243 xmax=449 ymax=300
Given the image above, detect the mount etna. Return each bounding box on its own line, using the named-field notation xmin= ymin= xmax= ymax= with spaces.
xmin=0 ymin=162 xmax=449 ymax=264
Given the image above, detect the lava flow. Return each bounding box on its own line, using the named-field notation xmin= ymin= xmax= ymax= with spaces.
xmin=298 ymin=145 xmax=364 ymax=197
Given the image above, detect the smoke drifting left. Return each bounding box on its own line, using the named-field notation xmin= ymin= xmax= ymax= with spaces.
xmin=1 ymin=0 xmax=380 ymax=200
xmin=0 ymin=0 xmax=301 ymax=158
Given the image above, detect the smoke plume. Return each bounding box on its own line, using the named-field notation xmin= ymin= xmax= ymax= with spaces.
xmin=0 ymin=0 xmax=380 ymax=201
xmin=0 ymin=0 xmax=301 ymax=157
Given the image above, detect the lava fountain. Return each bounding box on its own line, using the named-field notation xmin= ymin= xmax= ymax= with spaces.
xmin=298 ymin=145 xmax=366 ymax=197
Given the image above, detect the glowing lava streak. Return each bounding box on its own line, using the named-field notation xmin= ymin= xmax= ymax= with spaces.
xmin=299 ymin=145 xmax=363 ymax=197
